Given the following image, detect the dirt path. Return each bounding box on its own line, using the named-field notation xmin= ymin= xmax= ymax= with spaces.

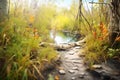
xmin=48 ymin=44 xmax=120 ymax=80
xmin=57 ymin=46 xmax=88 ymax=80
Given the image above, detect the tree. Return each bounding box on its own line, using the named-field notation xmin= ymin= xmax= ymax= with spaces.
xmin=0 ymin=0 xmax=8 ymax=22
xmin=109 ymin=0 xmax=120 ymax=48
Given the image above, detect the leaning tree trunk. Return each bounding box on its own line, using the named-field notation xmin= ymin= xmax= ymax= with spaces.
xmin=109 ymin=0 xmax=120 ymax=48
xmin=0 ymin=0 xmax=8 ymax=77
xmin=0 ymin=0 xmax=8 ymax=22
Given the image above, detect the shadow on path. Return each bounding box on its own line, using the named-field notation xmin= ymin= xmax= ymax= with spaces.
xmin=47 ymin=44 xmax=120 ymax=80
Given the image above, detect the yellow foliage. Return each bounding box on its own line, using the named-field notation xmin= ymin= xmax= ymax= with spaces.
xmin=51 ymin=15 xmax=72 ymax=31
xmin=25 ymin=27 xmax=31 ymax=32
xmin=29 ymin=15 xmax=35 ymax=23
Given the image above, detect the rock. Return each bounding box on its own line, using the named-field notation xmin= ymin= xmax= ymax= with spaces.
xmin=92 ymin=64 xmax=102 ymax=69
xmin=73 ymin=60 xmax=83 ymax=64
xmin=68 ymin=70 xmax=75 ymax=74
xmin=71 ymin=58 xmax=80 ymax=60
xmin=72 ymin=67 xmax=78 ymax=70
xmin=68 ymin=43 xmax=76 ymax=47
xmin=78 ymin=73 xmax=85 ymax=78
xmin=59 ymin=70 xmax=66 ymax=75
xmin=75 ymin=42 xmax=81 ymax=46
xmin=69 ymin=52 xmax=74 ymax=55
xmin=75 ymin=46 xmax=81 ymax=49
xmin=65 ymin=56 xmax=68 ymax=59
xmin=71 ymin=77 xmax=76 ymax=80
xmin=79 ymin=75 xmax=84 ymax=78
xmin=80 ymin=72 xmax=85 ymax=75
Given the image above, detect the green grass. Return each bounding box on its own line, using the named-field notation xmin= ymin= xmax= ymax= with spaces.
xmin=0 ymin=6 xmax=57 ymax=80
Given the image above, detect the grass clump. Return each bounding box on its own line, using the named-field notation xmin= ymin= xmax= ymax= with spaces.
xmin=81 ymin=22 xmax=109 ymax=65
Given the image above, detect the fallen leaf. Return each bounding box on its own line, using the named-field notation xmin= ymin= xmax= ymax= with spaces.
xmin=55 ymin=75 xmax=59 ymax=80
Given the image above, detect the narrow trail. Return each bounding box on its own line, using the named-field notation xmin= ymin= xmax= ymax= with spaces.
xmin=48 ymin=44 xmax=120 ymax=80
xmin=57 ymin=46 xmax=87 ymax=80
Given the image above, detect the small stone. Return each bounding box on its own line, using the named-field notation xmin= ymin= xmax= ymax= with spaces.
xmin=69 ymin=52 xmax=74 ymax=55
xmin=79 ymin=73 xmax=85 ymax=78
xmin=75 ymin=46 xmax=81 ymax=49
xmin=71 ymin=77 xmax=76 ymax=80
xmin=80 ymin=72 xmax=85 ymax=75
xmin=75 ymin=42 xmax=81 ymax=46
xmin=79 ymin=75 xmax=84 ymax=78
xmin=71 ymin=58 xmax=80 ymax=60
xmin=65 ymin=56 xmax=68 ymax=59
xmin=59 ymin=70 xmax=66 ymax=75
xmin=72 ymin=67 xmax=78 ymax=70
xmin=73 ymin=61 xmax=83 ymax=64
xmin=68 ymin=70 xmax=75 ymax=74
xmin=92 ymin=65 xmax=102 ymax=69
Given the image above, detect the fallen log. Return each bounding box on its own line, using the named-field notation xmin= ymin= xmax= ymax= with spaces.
xmin=39 ymin=38 xmax=86 ymax=50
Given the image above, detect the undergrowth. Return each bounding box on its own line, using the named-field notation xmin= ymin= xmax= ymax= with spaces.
xmin=0 ymin=6 xmax=57 ymax=80
xmin=81 ymin=22 xmax=109 ymax=65
xmin=82 ymin=21 xmax=120 ymax=66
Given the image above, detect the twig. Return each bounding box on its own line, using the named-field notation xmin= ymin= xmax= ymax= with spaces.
xmin=111 ymin=31 xmax=120 ymax=47
xmin=89 ymin=2 xmax=109 ymax=5
xmin=81 ymin=12 xmax=92 ymax=31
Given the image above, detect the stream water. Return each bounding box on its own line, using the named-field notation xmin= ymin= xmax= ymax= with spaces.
xmin=50 ymin=31 xmax=75 ymax=44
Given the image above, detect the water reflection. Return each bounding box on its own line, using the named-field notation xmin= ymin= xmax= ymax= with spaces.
xmin=50 ymin=31 xmax=74 ymax=44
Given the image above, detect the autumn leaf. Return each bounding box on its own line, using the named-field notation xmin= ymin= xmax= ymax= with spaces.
xmin=92 ymin=31 xmax=97 ymax=38
xmin=33 ymin=28 xmax=38 ymax=33
xmin=98 ymin=37 xmax=103 ymax=40
xmin=99 ymin=22 xmax=108 ymax=40
xmin=115 ymin=36 xmax=120 ymax=41
xmin=34 ymin=33 xmax=39 ymax=39
xmin=99 ymin=22 xmax=104 ymax=31
xmin=55 ymin=75 xmax=59 ymax=80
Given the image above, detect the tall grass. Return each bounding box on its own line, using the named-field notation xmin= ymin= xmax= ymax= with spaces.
xmin=80 ymin=21 xmax=109 ymax=65
xmin=0 ymin=4 xmax=57 ymax=80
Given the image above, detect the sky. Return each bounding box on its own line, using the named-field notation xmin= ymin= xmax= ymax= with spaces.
xmin=55 ymin=0 xmax=98 ymax=10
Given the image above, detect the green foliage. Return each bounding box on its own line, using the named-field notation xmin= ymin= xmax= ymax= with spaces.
xmin=48 ymin=74 xmax=54 ymax=80
xmin=108 ymin=48 xmax=120 ymax=58
xmin=38 ymin=46 xmax=57 ymax=62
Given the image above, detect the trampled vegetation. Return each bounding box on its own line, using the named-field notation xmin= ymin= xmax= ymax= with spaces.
xmin=0 ymin=0 xmax=120 ymax=80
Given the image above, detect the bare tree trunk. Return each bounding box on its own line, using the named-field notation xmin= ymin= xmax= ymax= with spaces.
xmin=109 ymin=0 xmax=120 ymax=48
xmin=78 ymin=0 xmax=82 ymax=31
xmin=0 ymin=0 xmax=8 ymax=22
